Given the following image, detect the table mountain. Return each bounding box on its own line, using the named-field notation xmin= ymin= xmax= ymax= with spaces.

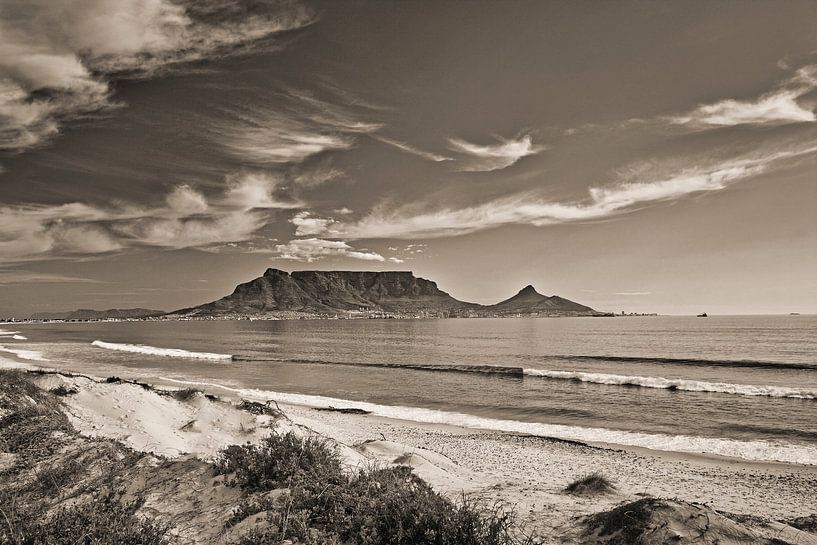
xmin=176 ymin=269 xmax=474 ymax=316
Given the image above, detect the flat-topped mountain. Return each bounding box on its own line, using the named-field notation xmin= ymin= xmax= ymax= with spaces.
xmin=177 ymin=269 xmax=474 ymax=316
xmin=29 ymin=308 xmax=164 ymax=321
xmin=486 ymin=285 xmax=596 ymax=315
xmin=175 ymin=269 xmax=604 ymax=317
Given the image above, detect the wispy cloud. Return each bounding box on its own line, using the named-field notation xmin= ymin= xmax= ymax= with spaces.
xmin=615 ymin=291 xmax=652 ymax=296
xmin=672 ymin=64 xmax=817 ymax=127
xmin=0 ymin=271 xmax=105 ymax=285
xmin=301 ymin=143 xmax=817 ymax=240
xmin=217 ymin=87 xmax=382 ymax=165
xmin=0 ymin=0 xmax=314 ymax=151
xmin=371 ymin=134 xmax=452 ymax=162
xmin=448 ymin=134 xmax=544 ymax=171
xmin=274 ymin=238 xmax=384 ymax=262
xmin=0 ymin=171 xmax=304 ymax=260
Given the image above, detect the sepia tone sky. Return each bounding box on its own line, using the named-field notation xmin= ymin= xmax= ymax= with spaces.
xmin=1 ymin=0 xmax=816 ymax=316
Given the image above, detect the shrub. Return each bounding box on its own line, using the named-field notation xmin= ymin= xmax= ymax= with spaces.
xmin=213 ymin=432 xmax=344 ymax=492
xmin=217 ymin=434 xmax=534 ymax=545
xmin=171 ymin=388 xmax=201 ymax=401
xmin=237 ymin=400 xmax=283 ymax=417
xmin=49 ymin=385 xmax=78 ymax=397
xmin=564 ymin=472 xmax=615 ymax=495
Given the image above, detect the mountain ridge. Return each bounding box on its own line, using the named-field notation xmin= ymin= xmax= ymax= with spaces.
xmin=29 ymin=308 xmax=165 ymax=320
xmin=174 ymin=269 xmax=604 ymax=317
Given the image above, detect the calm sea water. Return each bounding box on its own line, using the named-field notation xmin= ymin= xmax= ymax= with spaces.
xmin=2 ymin=316 xmax=816 ymax=464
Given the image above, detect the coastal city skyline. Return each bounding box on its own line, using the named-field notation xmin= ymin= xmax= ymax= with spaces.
xmin=2 ymin=0 xmax=817 ymax=316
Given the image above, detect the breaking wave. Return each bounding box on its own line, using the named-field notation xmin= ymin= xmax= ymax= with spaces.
xmin=523 ymin=369 xmax=817 ymax=400
xmin=0 ymin=344 xmax=48 ymax=361
xmin=91 ymin=340 xmax=232 ymax=361
xmin=236 ymin=355 xmax=814 ymax=399
xmin=12 ymin=334 xmax=27 ymax=340
xmin=233 ymin=355 xmax=524 ymax=376
xmin=545 ymin=354 xmax=816 ymax=371
xmin=202 ymin=384 xmax=817 ymax=465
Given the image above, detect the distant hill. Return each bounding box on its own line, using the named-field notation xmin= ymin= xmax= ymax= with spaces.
xmin=174 ymin=268 xmax=604 ymax=317
xmin=30 ymin=308 xmax=165 ymax=321
xmin=485 ymin=285 xmax=597 ymax=315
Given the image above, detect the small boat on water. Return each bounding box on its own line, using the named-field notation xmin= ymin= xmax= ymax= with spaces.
xmin=697 ymin=312 xmax=708 ymax=317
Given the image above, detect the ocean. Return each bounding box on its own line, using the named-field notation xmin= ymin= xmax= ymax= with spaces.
xmin=1 ymin=315 xmax=816 ymax=464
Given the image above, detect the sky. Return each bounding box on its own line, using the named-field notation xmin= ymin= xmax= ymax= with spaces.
xmin=1 ymin=0 xmax=816 ymax=317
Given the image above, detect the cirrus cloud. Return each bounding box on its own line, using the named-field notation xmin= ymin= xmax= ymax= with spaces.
xmin=297 ymin=143 xmax=817 ymax=240
xmin=447 ymin=134 xmax=544 ymax=171
xmin=672 ymin=64 xmax=817 ymax=127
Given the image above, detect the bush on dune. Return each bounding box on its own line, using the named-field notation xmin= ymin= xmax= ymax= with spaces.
xmin=564 ymin=472 xmax=616 ymax=495
xmin=218 ymin=432 xmax=535 ymax=545
xmin=214 ymin=432 xmax=344 ymax=493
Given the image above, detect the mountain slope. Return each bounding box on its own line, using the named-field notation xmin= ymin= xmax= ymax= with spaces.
xmin=29 ymin=308 xmax=164 ymax=320
xmin=486 ymin=285 xmax=597 ymax=315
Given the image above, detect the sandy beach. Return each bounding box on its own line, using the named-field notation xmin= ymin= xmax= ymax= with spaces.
xmin=3 ymin=365 xmax=814 ymax=544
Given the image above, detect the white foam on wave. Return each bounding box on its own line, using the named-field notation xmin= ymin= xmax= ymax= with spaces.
xmin=0 ymin=330 xmax=19 ymax=336
xmin=524 ymin=369 xmax=816 ymax=400
xmin=0 ymin=344 xmax=48 ymax=362
xmin=159 ymin=376 xmax=242 ymax=393
xmin=0 ymin=356 xmax=36 ymax=370
xmin=204 ymin=384 xmax=815 ymax=465
xmin=12 ymin=334 xmax=27 ymax=340
xmin=91 ymin=340 xmax=233 ymax=361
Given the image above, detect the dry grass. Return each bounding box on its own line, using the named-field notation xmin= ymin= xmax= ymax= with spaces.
xmin=564 ymin=472 xmax=616 ymax=495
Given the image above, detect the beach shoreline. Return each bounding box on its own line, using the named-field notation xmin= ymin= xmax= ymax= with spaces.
xmin=2 ymin=364 xmax=815 ymax=543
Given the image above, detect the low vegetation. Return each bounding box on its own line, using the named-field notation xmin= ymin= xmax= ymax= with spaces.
xmin=216 ymin=432 xmax=536 ymax=545
xmin=564 ymin=472 xmax=616 ymax=495
xmin=2 ymin=370 xmax=536 ymax=545
xmin=1 ymin=494 xmax=171 ymax=545
xmin=0 ymin=370 xmax=169 ymax=545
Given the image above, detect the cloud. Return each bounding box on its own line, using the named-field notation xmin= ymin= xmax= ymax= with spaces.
xmin=371 ymin=134 xmax=452 ymax=162
xmin=448 ymin=134 xmax=544 ymax=171
xmin=0 ymin=171 xmax=306 ymax=260
xmin=117 ymin=211 xmax=267 ymax=249
xmin=0 ymin=271 xmax=105 ymax=284
xmin=293 ymin=165 xmax=345 ymax=188
xmin=222 ymin=172 xmax=303 ymax=209
xmin=302 ymin=143 xmax=817 ymax=240
xmin=615 ymin=292 xmax=652 ymax=296
xmin=0 ymin=0 xmax=313 ymax=151
xmin=291 ymin=212 xmax=335 ymax=236
xmin=274 ymin=238 xmax=385 ymax=262
xmin=217 ymin=88 xmax=382 ymax=165
xmin=672 ymin=64 xmax=817 ymax=126
xmin=165 ymin=185 xmax=209 ymax=215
